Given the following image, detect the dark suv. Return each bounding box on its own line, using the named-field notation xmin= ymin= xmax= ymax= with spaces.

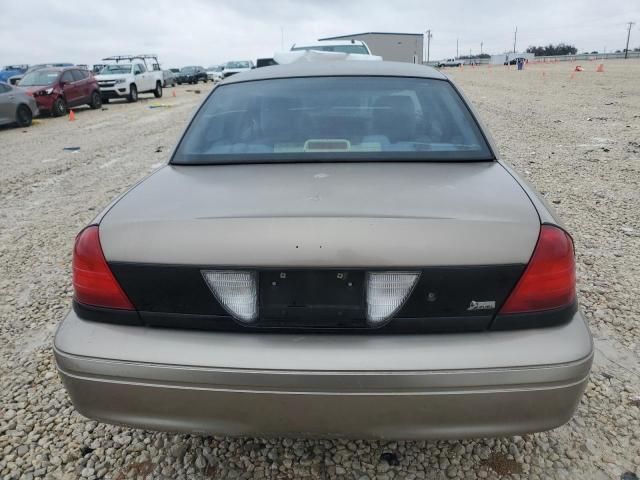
xmin=18 ymin=67 xmax=101 ymax=116
xmin=175 ymin=66 xmax=208 ymax=84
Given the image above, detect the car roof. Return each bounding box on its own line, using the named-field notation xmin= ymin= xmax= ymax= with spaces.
xmin=223 ymin=61 xmax=446 ymax=84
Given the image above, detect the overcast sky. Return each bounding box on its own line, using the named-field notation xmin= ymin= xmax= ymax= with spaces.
xmin=1 ymin=0 xmax=638 ymax=67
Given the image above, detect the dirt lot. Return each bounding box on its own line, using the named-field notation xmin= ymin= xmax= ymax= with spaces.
xmin=0 ymin=61 xmax=639 ymax=479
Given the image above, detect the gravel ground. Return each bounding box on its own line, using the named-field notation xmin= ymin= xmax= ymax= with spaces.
xmin=0 ymin=62 xmax=639 ymax=479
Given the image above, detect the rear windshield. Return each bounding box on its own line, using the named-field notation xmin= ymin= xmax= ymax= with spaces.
xmin=173 ymin=76 xmax=493 ymax=164
xmin=292 ymin=45 xmax=370 ymax=55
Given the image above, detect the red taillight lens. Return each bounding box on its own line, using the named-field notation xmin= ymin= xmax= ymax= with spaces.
xmin=72 ymin=226 xmax=134 ymax=310
xmin=499 ymin=225 xmax=576 ymax=314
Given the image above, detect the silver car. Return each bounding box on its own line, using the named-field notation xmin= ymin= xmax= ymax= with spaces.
xmin=0 ymin=82 xmax=38 ymax=127
xmin=162 ymin=69 xmax=176 ymax=88
xmin=54 ymin=61 xmax=593 ymax=439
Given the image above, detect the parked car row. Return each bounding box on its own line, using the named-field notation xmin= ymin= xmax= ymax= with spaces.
xmin=0 ymin=55 xmax=168 ymax=129
xmin=0 ymin=66 xmax=101 ymax=127
xmin=2 ymin=48 xmax=330 ymax=130
xmin=164 ymin=61 xmax=255 ymax=84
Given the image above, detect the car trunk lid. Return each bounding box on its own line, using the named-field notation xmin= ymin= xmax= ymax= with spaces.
xmin=97 ymin=162 xmax=540 ymax=332
xmin=100 ymin=162 xmax=539 ymax=267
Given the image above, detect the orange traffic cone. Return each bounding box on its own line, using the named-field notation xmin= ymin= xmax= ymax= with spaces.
xmin=68 ymin=109 xmax=75 ymax=121
xmin=172 ymin=89 xmax=176 ymax=98
xmin=596 ymin=63 xmax=605 ymax=73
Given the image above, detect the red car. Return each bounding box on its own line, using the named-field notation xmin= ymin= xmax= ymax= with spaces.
xmin=18 ymin=67 xmax=101 ymax=116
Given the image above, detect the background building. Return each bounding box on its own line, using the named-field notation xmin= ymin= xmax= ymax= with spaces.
xmin=318 ymin=32 xmax=424 ymax=64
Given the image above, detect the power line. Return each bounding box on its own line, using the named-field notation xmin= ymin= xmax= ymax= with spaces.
xmin=625 ymin=22 xmax=635 ymax=59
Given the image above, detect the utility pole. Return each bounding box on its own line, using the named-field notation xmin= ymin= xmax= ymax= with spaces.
xmin=513 ymin=26 xmax=518 ymax=53
xmin=456 ymin=38 xmax=459 ymax=58
xmin=480 ymin=41 xmax=483 ymax=55
xmin=425 ymin=29 xmax=433 ymax=63
xmin=625 ymin=22 xmax=635 ymax=59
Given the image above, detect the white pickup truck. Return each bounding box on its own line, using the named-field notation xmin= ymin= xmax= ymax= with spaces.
xmin=437 ymin=58 xmax=465 ymax=68
xmin=95 ymin=55 xmax=164 ymax=103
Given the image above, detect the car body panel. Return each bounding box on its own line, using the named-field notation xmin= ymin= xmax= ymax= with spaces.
xmin=54 ymin=310 xmax=592 ymax=438
xmin=99 ymin=162 xmax=540 ymax=267
xmin=56 ymin=308 xmax=591 ymax=372
xmin=0 ymin=82 xmax=39 ymax=126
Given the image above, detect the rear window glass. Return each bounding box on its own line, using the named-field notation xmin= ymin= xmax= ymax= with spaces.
xmin=173 ymin=77 xmax=493 ymax=164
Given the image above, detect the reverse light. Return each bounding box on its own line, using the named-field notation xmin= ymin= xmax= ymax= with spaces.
xmin=72 ymin=226 xmax=134 ymax=310
xmin=366 ymin=272 xmax=420 ymax=325
xmin=499 ymin=225 xmax=576 ymax=314
xmin=202 ymin=271 xmax=258 ymax=323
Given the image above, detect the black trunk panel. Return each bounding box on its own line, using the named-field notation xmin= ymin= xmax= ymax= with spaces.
xmin=108 ymin=263 xmax=525 ymax=332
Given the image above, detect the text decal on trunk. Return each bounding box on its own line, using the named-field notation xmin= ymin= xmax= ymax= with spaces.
xmin=467 ymin=300 xmax=496 ymax=311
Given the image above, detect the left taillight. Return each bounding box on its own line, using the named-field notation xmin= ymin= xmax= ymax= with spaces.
xmin=72 ymin=225 xmax=134 ymax=310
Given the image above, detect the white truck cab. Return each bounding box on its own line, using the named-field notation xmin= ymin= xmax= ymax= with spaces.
xmin=95 ymin=55 xmax=164 ymax=103
xmin=291 ymin=40 xmax=382 ymax=61
xmin=437 ymin=58 xmax=465 ymax=68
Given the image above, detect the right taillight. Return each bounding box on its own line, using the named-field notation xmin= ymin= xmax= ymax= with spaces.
xmin=499 ymin=225 xmax=576 ymax=314
xmin=72 ymin=225 xmax=134 ymax=310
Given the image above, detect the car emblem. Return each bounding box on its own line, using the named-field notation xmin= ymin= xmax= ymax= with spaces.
xmin=467 ymin=300 xmax=496 ymax=311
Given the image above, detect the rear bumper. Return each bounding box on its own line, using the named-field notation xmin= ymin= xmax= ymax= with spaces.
xmin=54 ymin=311 xmax=593 ymax=439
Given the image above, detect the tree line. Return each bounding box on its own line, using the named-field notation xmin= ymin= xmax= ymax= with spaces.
xmin=526 ymin=43 xmax=578 ymax=56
